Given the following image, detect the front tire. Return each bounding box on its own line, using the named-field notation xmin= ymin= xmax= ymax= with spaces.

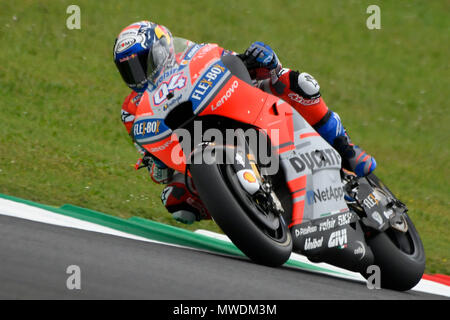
xmin=190 ymin=160 xmax=292 ymax=267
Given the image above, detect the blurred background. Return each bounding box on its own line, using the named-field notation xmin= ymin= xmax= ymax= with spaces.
xmin=0 ymin=0 xmax=448 ymax=274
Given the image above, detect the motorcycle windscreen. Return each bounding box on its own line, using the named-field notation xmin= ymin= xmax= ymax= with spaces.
xmin=147 ymin=38 xmax=175 ymax=86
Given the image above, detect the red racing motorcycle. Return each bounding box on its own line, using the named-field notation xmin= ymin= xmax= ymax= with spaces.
xmin=132 ymin=43 xmax=425 ymax=291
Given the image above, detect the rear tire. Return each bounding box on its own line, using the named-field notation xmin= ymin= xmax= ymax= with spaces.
xmin=363 ymin=213 xmax=425 ymax=291
xmin=190 ymin=160 xmax=292 ymax=267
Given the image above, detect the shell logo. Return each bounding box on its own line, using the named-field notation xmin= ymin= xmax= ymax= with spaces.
xmin=243 ymin=171 xmax=257 ymax=183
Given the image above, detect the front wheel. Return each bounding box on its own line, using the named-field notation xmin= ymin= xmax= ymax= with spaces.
xmin=190 ymin=154 xmax=292 ymax=267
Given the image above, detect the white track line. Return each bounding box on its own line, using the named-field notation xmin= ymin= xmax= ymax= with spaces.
xmin=195 ymin=229 xmax=450 ymax=298
xmin=1 ymin=197 xmax=448 ymax=298
xmin=0 ymin=198 xmax=200 ymax=251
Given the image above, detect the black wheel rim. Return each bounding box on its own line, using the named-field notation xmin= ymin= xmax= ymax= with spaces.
xmin=221 ymin=164 xmax=289 ymax=243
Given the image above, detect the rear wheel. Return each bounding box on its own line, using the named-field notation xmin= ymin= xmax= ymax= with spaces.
xmin=361 ymin=174 xmax=425 ymax=291
xmin=364 ymin=214 xmax=425 ymax=291
xmin=190 ymin=150 xmax=292 ymax=267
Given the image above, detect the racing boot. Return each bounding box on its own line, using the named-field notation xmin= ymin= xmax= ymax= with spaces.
xmin=315 ymin=111 xmax=376 ymax=177
xmin=161 ymin=173 xmax=211 ymax=224
xmin=333 ymin=135 xmax=377 ymax=177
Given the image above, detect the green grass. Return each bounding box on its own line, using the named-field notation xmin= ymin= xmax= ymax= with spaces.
xmin=0 ymin=0 xmax=448 ymax=274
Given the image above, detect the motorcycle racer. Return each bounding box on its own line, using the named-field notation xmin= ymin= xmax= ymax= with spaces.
xmin=113 ymin=21 xmax=376 ymax=224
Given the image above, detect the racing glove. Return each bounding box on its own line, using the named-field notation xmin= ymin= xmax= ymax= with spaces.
xmin=240 ymin=41 xmax=282 ymax=82
xmin=136 ymin=152 xmax=173 ymax=184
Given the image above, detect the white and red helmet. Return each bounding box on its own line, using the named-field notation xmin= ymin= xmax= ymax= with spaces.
xmin=113 ymin=21 xmax=175 ymax=92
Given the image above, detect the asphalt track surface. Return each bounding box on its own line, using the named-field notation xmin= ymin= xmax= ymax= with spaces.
xmin=0 ymin=215 xmax=445 ymax=300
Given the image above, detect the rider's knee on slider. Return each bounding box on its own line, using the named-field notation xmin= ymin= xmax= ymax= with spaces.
xmin=161 ymin=173 xmax=211 ymax=225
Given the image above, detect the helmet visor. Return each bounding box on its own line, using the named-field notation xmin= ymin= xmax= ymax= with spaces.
xmin=147 ymin=37 xmax=173 ymax=85
xmin=115 ymin=51 xmax=148 ymax=90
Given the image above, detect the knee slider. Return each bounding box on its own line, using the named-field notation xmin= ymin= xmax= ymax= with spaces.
xmin=290 ymin=71 xmax=321 ymax=99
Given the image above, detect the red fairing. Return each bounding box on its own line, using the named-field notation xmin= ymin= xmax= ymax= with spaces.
xmin=121 ymin=91 xmax=142 ymax=134
xmin=189 ymin=44 xmax=225 ymax=84
xmin=199 ymin=75 xmax=295 ymax=151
